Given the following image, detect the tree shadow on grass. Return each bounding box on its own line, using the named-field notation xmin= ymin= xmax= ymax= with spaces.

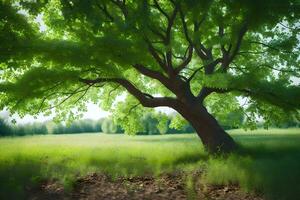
xmin=0 ymin=156 xmax=44 ymax=199
xmin=206 ymin=134 xmax=300 ymax=200
xmin=237 ymin=145 xmax=300 ymax=200
xmin=0 ymin=155 xmax=80 ymax=199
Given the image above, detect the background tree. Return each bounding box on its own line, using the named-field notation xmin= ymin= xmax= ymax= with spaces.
xmin=0 ymin=118 xmax=12 ymax=136
xmin=0 ymin=0 xmax=299 ymax=153
xmin=101 ymin=118 xmax=120 ymax=134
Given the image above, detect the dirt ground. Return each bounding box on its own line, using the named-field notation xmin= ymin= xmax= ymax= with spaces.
xmin=27 ymin=172 xmax=264 ymax=200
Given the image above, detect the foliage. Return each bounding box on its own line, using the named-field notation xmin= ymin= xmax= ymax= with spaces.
xmin=0 ymin=0 xmax=299 ymax=134
xmin=139 ymin=112 xmax=170 ymax=135
xmin=101 ymin=118 xmax=121 ymax=133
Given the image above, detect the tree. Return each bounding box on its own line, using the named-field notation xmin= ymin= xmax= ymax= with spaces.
xmin=101 ymin=118 xmax=120 ymax=133
xmin=140 ymin=112 xmax=169 ymax=135
xmin=0 ymin=0 xmax=299 ymax=153
xmin=0 ymin=118 xmax=12 ymax=136
xmin=141 ymin=113 xmax=159 ymax=135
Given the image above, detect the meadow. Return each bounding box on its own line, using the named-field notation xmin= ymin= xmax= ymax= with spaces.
xmin=0 ymin=128 xmax=300 ymax=199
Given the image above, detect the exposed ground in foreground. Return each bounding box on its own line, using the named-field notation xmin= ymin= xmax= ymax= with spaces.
xmin=28 ymin=172 xmax=263 ymax=200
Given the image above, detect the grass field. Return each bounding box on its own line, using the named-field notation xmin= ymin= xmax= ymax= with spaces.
xmin=0 ymin=128 xmax=300 ymax=199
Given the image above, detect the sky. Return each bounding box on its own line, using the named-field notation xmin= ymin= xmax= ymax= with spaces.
xmin=0 ymin=102 xmax=108 ymax=124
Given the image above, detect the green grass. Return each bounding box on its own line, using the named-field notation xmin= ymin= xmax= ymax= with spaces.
xmin=205 ymin=128 xmax=300 ymax=200
xmin=0 ymin=128 xmax=299 ymax=199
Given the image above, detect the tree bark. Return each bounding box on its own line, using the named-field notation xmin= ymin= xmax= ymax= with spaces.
xmin=176 ymin=102 xmax=237 ymax=154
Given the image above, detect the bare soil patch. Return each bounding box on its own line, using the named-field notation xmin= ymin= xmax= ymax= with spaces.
xmin=27 ymin=172 xmax=263 ymax=200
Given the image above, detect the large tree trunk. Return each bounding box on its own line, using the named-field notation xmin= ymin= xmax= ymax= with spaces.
xmin=189 ymin=111 xmax=237 ymax=154
xmin=176 ymin=103 xmax=237 ymax=154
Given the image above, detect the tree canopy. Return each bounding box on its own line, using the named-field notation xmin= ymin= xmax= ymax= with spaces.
xmin=0 ymin=0 xmax=299 ymax=135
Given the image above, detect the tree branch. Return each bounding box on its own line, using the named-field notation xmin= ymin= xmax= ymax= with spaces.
xmin=187 ymin=58 xmax=222 ymax=83
xmin=47 ymin=85 xmax=89 ymax=110
xmin=187 ymin=66 xmax=204 ymax=82
xmin=247 ymin=40 xmax=295 ymax=53
xmin=110 ymin=0 xmax=128 ymax=18
xmin=258 ymin=64 xmax=299 ymax=74
xmin=175 ymin=45 xmax=193 ymax=74
xmin=96 ymin=3 xmax=114 ymax=22
xmin=197 ymin=87 xmax=231 ymax=103
xmin=35 ymin=83 xmax=85 ymax=114
xmin=152 ymin=0 xmax=170 ymax=21
xmin=164 ymin=5 xmax=178 ymax=73
xmin=79 ymin=77 xmax=177 ymax=108
xmin=145 ymin=40 xmax=168 ymax=72
xmin=128 ymin=103 xmax=141 ymax=114
xmin=148 ymin=26 xmax=166 ymax=41
xmin=219 ymin=25 xmax=227 ymax=55
xmin=193 ymin=17 xmax=211 ymax=60
xmin=178 ymin=8 xmax=208 ymax=60
xmin=205 ymin=58 xmax=223 ymax=74
xmin=228 ymin=23 xmax=248 ymax=63
xmin=132 ymin=64 xmax=170 ymax=86
xmin=107 ymin=85 xmax=120 ymax=97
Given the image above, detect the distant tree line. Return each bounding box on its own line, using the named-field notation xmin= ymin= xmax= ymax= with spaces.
xmin=0 ymin=111 xmax=298 ymax=137
xmin=0 ymin=114 xmax=194 ymax=136
xmin=0 ymin=119 xmax=102 ymax=136
xmin=0 ymin=120 xmax=48 ymax=136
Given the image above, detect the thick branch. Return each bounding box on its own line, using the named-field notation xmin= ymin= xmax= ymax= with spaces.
xmin=132 ymin=64 xmax=172 ymax=88
xmin=111 ymin=0 xmax=128 ymax=18
xmin=204 ymin=58 xmax=222 ymax=75
xmin=79 ymin=77 xmax=177 ymax=108
xmin=197 ymin=87 xmax=229 ymax=103
xmin=219 ymin=23 xmax=247 ymax=72
xmin=165 ymin=6 xmax=178 ymax=74
xmin=228 ymin=23 xmax=248 ymax=63
xmin=152 ymin=0 xmax=170 ymax=21
xmin=219 ymin=25 xmax=227 ymax=55
xmin=165 ymin=6 xmax=178 ymax=44
xmin=179 ymin=8 xmax=210 ymax=61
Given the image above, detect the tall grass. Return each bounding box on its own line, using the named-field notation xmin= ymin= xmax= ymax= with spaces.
xmin=0 ymin=128 xmax=299 ymax=199
xmin=204 ymin=128 xmax=300 ymax=200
